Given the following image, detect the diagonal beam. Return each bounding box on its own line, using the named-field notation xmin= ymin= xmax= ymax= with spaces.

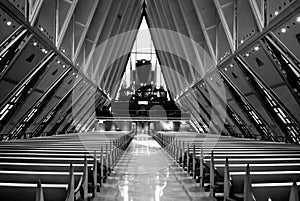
xmin=161 ymin=0 xmax=194 ymax=91
xmin=212 ymin=0 xmax=236 ymax=52
xmin=191 ymin=88 xmax=225 ymax=134
xmin=56 ymin=0 xmax=79 ymax=48
xmin=174 ymin=0 xmax=206 ymax=79
xmin=28 ymin=0 xmax=44 ymax=26
xmin=191 ymin=0 xmax=217 ymax=62
xmin=151 ymin=0 xmax=183 ymax=96
xmin=83 ymin=0 xmax=114 ymax=75
xmin=73 ymin=0 xmax=100 ymax=62
xmin=247 ymin=0 xmax=264 ymax=31
xmin=102 ymin=0 xmax=142 ymax=94
xmin=91 ymin=0 xmax=127 ymax=85
xmin=146 ymin=5 xmax=179 ymax=98
xmin=108 ymin=9 xmax=142 ymax=98
xmin=107 ymin=6 xmax=142 ymax=98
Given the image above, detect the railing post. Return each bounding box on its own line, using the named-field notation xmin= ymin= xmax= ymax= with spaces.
xmin=106 ymin=144 xmax=109 ymax=176
xmin=93 ymin=151 xmax=98 ymax=197
xmin=116 ymin=138 xmax=119 ymax=158
xmin=224 ymin=157 xmax=230 ymax=201
xmin=176 ymin=139 xmax=179 ymax=162
xmin=187 ymin=143 xmax=190 ymax=173
xmin=172 ymin=141 xmax=175 ymax=157
xmin=113 ymin=140 xmax=116 ymax=166
xmin=193 ymin=144 xmax=196 ymax=179
xmin=166 ymin=136 xmax=168 ymax=152
xmin=110 ymin=141 xmax=113 ymax=170
xmin=178 ymin=139 xmax=181 ymax=165
xmin=182 ymin=141 xmax=185 ymax=169
xmin=173 ymin=144 xmax=176 ymax=159
xmin=100 ymin=146 xmax=103 ymax=186
xmin=199 ymin=147 xmax=204 ymax=186
xmin=209 ymin=151 xmax=215 ymax=197
xmin=83 ymin=155 xmax=88 ymax=199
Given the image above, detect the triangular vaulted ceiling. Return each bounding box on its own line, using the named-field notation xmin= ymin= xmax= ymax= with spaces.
xmin=115 ymin=17 xmax=169 ymax=101
xmin=0 ymin=0 xmax=300 ymax=143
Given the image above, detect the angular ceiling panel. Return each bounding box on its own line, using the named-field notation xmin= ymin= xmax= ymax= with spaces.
xmin=237 ymin=0 xmax=258 ymax=46
xmin=0 ymin=7 xmax=21 ymax=44
xmin=221 ymin=2 xmax=234 ymax=38
xmin=34 ymin=0 xmax=56 ymax=42
xmin=75 ymin=0 xmax=96 ymax=25
xmin=58 ymin=0 xmax=72 ymax=33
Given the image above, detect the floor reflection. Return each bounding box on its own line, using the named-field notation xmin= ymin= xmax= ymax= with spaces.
xmin=117 ymin=134 xmax=169 ymax=201
xmin=97 ymin=134 xmax=211 ymax=201
xmin=118 ymin=170 xmax=168 ymax=201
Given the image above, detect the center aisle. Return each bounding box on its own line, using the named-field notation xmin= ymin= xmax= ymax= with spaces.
xmin=94 ymin=134 xmax=213 ymax=201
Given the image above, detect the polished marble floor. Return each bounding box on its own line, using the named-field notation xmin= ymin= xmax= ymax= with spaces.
xmin=94 ymin=134 xmax=212 ymax=201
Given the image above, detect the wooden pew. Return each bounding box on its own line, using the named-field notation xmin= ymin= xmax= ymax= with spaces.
xmin=0 ymin=170 xmax=83 ymax=184
xmin=215 ymin=163 xmax=300 ymax=177
xmin=0 ymin=131 xmax=133 ymax=201
xmin=0 ymin=162 xmax=86 ymax=200
xmin=243 ymin=181 xmax=300 ymax=201
xmin=155 ymin=131 xmax=300 ymax=201
xmin=228 ymin=169 xmax=300 ymax=200
xmin=0 ymin=182 xmax=68 ymax=201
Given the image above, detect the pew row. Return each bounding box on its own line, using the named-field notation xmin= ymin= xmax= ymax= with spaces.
xmin=152 ymin=131 xmax=300 ymax=201
xmin=0 ymin=132 xmax=134 ymax=201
